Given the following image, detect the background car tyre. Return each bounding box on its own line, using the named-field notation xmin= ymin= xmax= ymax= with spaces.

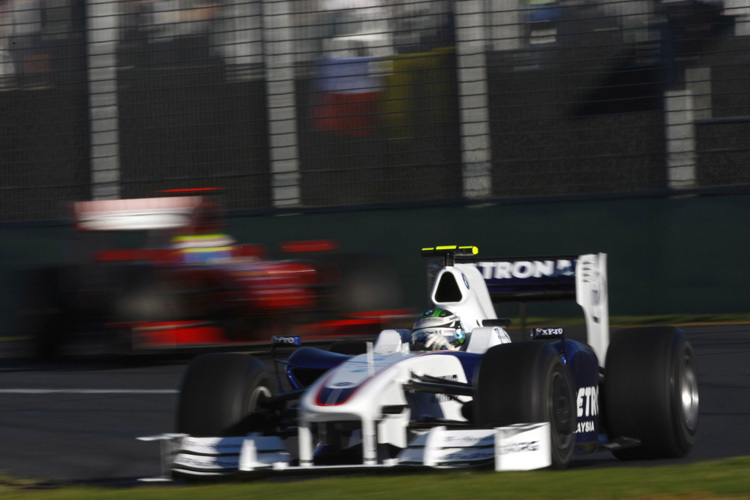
xmin=474 ymin=342 xmax=576 ymax=468
xmin=176 ymin=353 xmax=275 ymax=437
xmin=604 ymin=327 xmax=699 ymax=459
xmin=19 ymin=267 xmax=74 ymax=360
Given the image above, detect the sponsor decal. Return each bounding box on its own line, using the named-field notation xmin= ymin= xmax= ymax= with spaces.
xmin=272 ymin=336 xmax=301 ymax=345
xmin=531 ymin=327 xmax=564 ymax=338
xmin=436 ymin=374 xmax=459 ymax=403
xmin=576 ymin=420 xmax=596 ymax=434
xmin=442 ymin=434 xmax=494 ymax=446
xmin=441 ymin=450 xmax=494 ymax=461
xmin=476 ymin=260 xmax=574 ymax=280
xmin=175 ymin=454 xmax=238 ymax=468
xmin=576 ymin=385 xmax=599 ymax=418
xmin=419 ymin=329 xmax=443 ymax=337
xmin=182 ymin=439 xmax=242 ymax=453
xmin=498 ymin=441 xmax=539 ymax=454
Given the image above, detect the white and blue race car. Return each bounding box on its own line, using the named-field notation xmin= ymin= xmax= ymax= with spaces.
xmin=142 ymin=245 xmax=699 ymax=477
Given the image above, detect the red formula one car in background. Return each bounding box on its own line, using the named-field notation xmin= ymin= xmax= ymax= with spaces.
xmin=18 ymin=194 xmax=409 ymax=358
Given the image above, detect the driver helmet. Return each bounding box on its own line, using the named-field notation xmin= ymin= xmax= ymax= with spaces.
xmin=411 ymin=308 xmax=466 ymax=348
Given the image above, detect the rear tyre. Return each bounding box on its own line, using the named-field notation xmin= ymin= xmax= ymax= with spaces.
xmin=176 ymin=353 xmax=275 ymax=436
xmin=604 ymin=327 xmax=699 ymax=460
xmin=474 ymin=342 xmax=576 ymax=468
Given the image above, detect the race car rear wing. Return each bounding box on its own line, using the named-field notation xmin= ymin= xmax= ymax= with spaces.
xmin=457 ymin=254 xmax=590 ymax=301
xmin=465 ymin=253 xmax=608 ymax=363
xmin=424 ymin=247 xmax=609 ymax=365
xmin=72 ymin=196 xmax=206 ymax=231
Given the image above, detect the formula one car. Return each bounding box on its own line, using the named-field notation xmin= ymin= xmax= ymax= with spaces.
xmin=141 ymin=245 xmax=699 ymax=478
xmin=17 ymin=194 xmax=407 ymax=358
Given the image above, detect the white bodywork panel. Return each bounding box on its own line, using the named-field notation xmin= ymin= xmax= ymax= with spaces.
xmin=431 ymin=263 xmax=498 ymax=330
xmin=298 ymin=351 xmax=471 ymax=464
xmin=494 ymin=423 xmax=552 ymax=471
xmin=465 ymin=326 xmax=511 ymax=353
xmin=373 ymin=329 xmax=409 ymax=354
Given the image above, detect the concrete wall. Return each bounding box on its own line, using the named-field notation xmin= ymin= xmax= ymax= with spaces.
xmin=2 ymin=192 xmax=749 ymax=335
xmin=228 ymin=193 xmax=750 ymax=317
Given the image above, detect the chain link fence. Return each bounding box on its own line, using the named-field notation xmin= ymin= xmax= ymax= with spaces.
xmin=1 ymin=0 xmax=749 ymax=221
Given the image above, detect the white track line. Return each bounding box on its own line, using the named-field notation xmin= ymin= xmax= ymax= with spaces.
xmin=0 ymin=389 xmax=177 ymax=394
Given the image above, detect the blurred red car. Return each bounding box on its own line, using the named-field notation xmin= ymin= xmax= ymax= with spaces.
xmin=19 ymin=195 xmax=409 ymax=358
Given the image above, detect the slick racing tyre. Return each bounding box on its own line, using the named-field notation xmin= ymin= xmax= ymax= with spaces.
xmin=20 ymin=267 xmax=75 ymax=360
xmin=474 ymin=342 xmax=576 ymax=468
xmin=604 ymin=327 xmax=699 ymax=460
xmin=176 ymin=354 xmax=275 ymax=437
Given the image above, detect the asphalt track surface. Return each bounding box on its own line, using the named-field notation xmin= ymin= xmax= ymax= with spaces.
xmin=0 ymin=324 xmax=747 ymax=485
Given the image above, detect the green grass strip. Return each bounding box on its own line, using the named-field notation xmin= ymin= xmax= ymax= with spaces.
xmin=1 ymin=457 xmax=748 ymax=500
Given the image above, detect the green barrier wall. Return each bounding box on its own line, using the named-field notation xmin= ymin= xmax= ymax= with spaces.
xmin=2 ymin=193 xmax=749 ymax=335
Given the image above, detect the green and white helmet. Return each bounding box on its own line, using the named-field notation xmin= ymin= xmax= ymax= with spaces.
xmin=411 ymin=308 xmax=466 ymax=347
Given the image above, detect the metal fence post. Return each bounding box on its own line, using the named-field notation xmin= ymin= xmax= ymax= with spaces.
xmin=86 ymin=0 xmax=121 ymax=200
xmin=489 ymin=0 xmax=522 ymax=52
xmin=686 ymin=67 xmax=712 ymax=122
xmin=263 ymin=0 xmax=301 ymax=208
xmin=455 ymin=0 xmax=492 ymax=199
xmin=665 ymin=89 xmax=696 ymax=190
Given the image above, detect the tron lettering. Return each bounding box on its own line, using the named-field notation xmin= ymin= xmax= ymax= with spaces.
xmin=477 ymin=260 xmax=574 ymax=280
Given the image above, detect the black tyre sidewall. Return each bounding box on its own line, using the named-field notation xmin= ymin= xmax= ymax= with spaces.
xmin=604 ymin=327 xmax=698 ymax=459
xmin=474 ymin=342 xmax=576 ymax=468
xmin=671 ymin=338 xmax=699 ymax=452
xmin=21 ymin=267 xmax=74 ymax=360
xmin=176 ymin=353 xmax=274 ymax=437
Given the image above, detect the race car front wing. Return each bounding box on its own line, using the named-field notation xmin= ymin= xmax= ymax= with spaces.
xmin=138 ymin=423 xmax=552 ymax=481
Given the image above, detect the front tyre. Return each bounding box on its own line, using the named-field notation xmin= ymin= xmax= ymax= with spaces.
xmin=176 ymin=353 xmax=275 ymax=437
xmin=474 ymin=342 xmax=576 ymax=468
xmin=604 ymin=327 xmax=699 ymax=460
